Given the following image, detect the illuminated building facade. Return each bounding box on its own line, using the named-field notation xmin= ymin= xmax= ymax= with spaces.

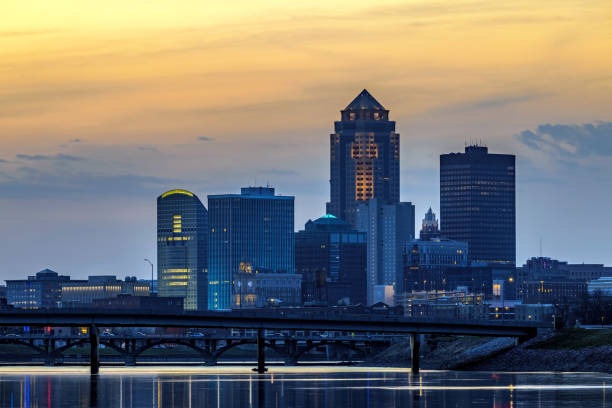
xmin=6 ymin=269 xmax=69 ymax=309
xmin=355 ymin=198 xmax=415 ymax=305
xmin=157 ymin=189 xmax=208 ymax=311
xmin=295 ymin=214 xmax=367 ymax=306
xmin=440 ymin=145 xmax=516 ymax=265
xmin=207 ymin=187 xmax=294 ymax=310
xmin=419 ymin=207 xmax=441 ymax=241
xmin=403 ymin=238 xmax=468 ymax=292
xmin=61 ymin=276 xmax=150 ymax=306
xmin=327 ymin=89 xmax=400 ymax=227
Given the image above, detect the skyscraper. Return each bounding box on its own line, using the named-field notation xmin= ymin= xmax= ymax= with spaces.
xmin=419 ymin=207 xmax=441 ymax=241
xmin=157 ymin=189 xmax=208 ymax=311
xmin=327 ymin=89 xmax=400 ymax=227
xmin=440 ymin=145 xmax=516 ymax=265
xmin=355 ymin=199 xmax=415 ymax=305
xmin=207 ymin=187 xmax=294 ymax=310
xmin=295 ymin=214 xmax=367 ymax=306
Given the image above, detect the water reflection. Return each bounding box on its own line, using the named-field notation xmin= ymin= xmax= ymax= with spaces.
xmin=0 ymin=367 xmax=609 ymax=407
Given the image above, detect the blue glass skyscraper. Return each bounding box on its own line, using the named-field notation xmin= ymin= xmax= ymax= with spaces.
xmin=157 ymin=189 xmax=208 ymax=311
xmin=207 ymin=187 xmax=294 ymax=310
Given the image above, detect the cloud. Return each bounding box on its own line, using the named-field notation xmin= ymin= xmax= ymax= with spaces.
xmin=434 ymin=92 xmax=546 ymax=114
xmin=0 ymin=167 xmax=179 ymax=200
xmin=0 ymin=158 xmax=8 ymax=163
xmin=197 ymin=136 xmax=215 ymax=142
xmin=516 ymin=122 xmax=612 ymax=157
xmin=137 ymin=146 xmax=160 ymax=152
xmin=69 ymin=138 xmax=81 ymax=143
xmin=16 ymin=153 xmax=85 ymax=161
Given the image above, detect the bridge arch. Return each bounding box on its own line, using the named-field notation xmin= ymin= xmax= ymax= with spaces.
xmin=294 ymin=340 xmax=366 ymax=362
xmin=0 ymin=339 xmax=46 ymax=355
xmin=133 ymin=339 xmax=212 ymax=360
xmin=212 ymin=339 xmax=286 ymax=361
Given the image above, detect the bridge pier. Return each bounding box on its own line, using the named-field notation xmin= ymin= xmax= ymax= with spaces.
xmin=89 ymin=325 xmax=99 ymax=375
xmin=410 ymin=334 xmax=420 ymax=376
xmin=255 ymin=329 xmax=266 ymax=374
xmin=285 ymin=340 xmax=297 ymax=366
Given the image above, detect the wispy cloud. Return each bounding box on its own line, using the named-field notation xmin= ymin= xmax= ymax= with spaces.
xmin=434 ymin=92 xmax=546 ymax=114
xmin=16 ymin=153 xmax=85 ymax=161
xmin=69 ymin=138 xmax=81 ymax=143
xmin=197 ymin=136 xmax=215 ymax=142
xmin=516 ymin=122 xmax=612 ymax=157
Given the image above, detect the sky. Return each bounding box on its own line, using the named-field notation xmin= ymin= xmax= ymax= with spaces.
xmin=1 ymin=0 xmax=611 ymax=280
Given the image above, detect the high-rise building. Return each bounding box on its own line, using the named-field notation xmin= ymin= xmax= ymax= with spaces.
xmin=440 ymin=145 xmax=516 ymax=265
xmin=157 ymin=189 xmax=208 ymax=311
xmin=327 ymin=89 xmax=400 ymax=227
xmin=295 ymin=214 xmax=367 ymax=306
xmin=355 ymin=199 xmax=415 ymax=305
xmin=419 ymin=207 xmax=441 ymax=241
xmin=207 ymin=187 xmax=294 ymax=310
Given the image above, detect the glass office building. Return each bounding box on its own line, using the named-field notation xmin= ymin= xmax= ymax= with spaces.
xmin=327 ymin=89 xmax=400 ymax=227
xmin=440 ymin=145 xmax=516 ymax=265
xmin=157 ymin=189 xmax=208 ymax=311
xmin=207 ymin=187 xmax=294 ymax=310
xmin=296 ymin=214 xmax=367 ymax=306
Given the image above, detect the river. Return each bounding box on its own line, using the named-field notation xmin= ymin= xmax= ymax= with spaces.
xmin=0 ymin=366 xmax=609 ymax=407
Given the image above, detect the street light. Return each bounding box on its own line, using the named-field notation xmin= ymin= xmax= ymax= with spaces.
xmin=144 ymin=259 xmax=154 ymax=294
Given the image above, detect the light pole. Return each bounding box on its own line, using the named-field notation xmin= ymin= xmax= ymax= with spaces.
xmin=144 ymin=259 xmax=154 ymax=294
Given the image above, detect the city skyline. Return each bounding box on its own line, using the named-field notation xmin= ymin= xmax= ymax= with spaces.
xmin=1 ymin=0 xmax=612 ymax=279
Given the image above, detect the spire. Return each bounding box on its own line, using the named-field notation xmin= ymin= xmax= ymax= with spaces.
xmin=344 ymin=89 xmax=385 ymax=111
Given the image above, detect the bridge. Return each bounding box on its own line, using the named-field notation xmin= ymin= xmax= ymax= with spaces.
xmin=0 ymin=332 xmax=397 ymax=367
xmin=0 ymin=309 xmax=544 ymax=375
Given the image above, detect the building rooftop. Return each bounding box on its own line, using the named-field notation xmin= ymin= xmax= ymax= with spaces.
xmin=344 ymin=89 xmax=385 ymax=111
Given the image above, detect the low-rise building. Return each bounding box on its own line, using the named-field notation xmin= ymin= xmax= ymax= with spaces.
xmin=92 ymin=294 xmax=183 ymax=312
xmin=587 ymin=276 xmax=612 ymax=297
xmin=515 ymin=303 xmax=554 ymax=323
xmin=233 ymin=272 xmax=302 ymax=308
xmin=6 ymin=269 xmax=69 ymax=309
xmin=61 ymin=276 xmax=150 ymax=306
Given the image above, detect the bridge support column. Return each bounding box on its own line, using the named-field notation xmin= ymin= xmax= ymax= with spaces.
xmin=89 ymin=325 xmax=99 ymax=375
xmin=256 ymin=329 xmax=266 ymax=374
xmin=410 ymin=334 xmax=420 ymax=376
xmin=44 ymin=338 xmax=55 ymax=366
xmin=285 ymin=340 xmax=297 ymax=366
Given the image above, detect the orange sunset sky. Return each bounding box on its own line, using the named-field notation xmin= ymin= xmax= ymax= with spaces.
xmin=1 ymin=0 xmax=611 ymax=278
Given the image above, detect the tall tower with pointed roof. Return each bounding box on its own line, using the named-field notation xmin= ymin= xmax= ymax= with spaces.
xmin=327 ymin=89 xmax=400 ymax=226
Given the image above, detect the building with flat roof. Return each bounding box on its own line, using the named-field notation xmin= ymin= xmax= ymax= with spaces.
xmin=6 ymin=269 xmax=70 ymax=309
xmin=440 ymin=145 xmax=516 ymax=265
xmin=296 ymin=214 xmax=367 ymax=306
xmin=327 ymin=89 xmax=400 ymax=227
xmin=208 ymin=186 xmax=294 ymax=310
xmin=157 ymin=189 xmax=208 ymax=311
xmin=588 ymin=277 xmax=612 ymax=297
xmin=403 ymin=238 xmax=468 ymax=292
xmin=61 ymin=276 xmax=150 ymax=306
xmin=356 ymin=198 xmax=415 ymax=305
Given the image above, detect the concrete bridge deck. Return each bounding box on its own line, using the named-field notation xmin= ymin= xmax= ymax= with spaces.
xmin=0 ymin=309 xmax=547 ymax=375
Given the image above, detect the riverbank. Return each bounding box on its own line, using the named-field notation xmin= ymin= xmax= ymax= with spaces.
xmin=369 ymin=329 xmax=612 ymax=373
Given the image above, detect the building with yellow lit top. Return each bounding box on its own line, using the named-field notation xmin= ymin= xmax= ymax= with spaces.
xmin=157 ymin=189 xmax=208 ymax=311
xmin=327 ymin=89 xmax=400 ymax=227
